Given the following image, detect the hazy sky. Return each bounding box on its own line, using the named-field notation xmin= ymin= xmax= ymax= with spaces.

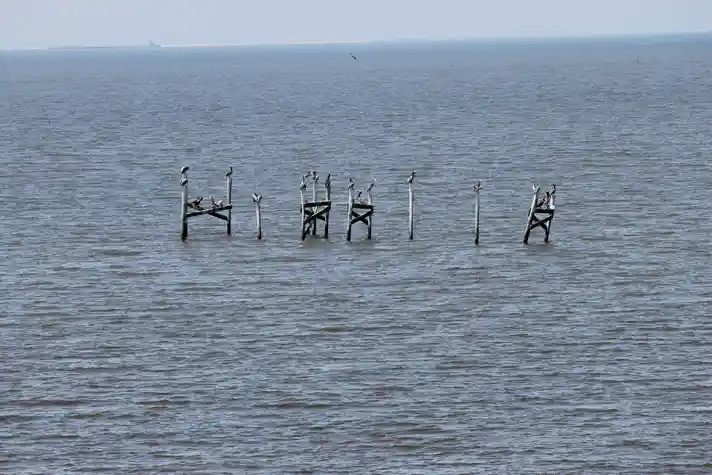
xmin=2 ymin=0 xmax=712 ymax=49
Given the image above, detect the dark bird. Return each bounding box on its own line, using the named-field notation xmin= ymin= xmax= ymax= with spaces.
xmin=367 ymin=179 xmax=375 ymax=193
xmin=180 ymin=166 xmax=189 ymax=175
xmin=473 ymin=180 xmax=482 ymax=192
xmin=350 ymin=53 xmax=357 ymax=60
xmin=407 ymin=170 xmax=415 ymax=185
xmin=225 ymin=166 xmax=233 ymax=178
xmin=252 ymin=193 xmax=262 ymax=203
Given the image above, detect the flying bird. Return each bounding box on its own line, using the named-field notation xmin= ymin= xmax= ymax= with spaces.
xmin=350 ymin=53 xmax=357 ymax=60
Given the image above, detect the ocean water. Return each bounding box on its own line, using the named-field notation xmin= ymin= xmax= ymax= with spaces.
xmin=1 ymin=36 xmax=712 ymax=474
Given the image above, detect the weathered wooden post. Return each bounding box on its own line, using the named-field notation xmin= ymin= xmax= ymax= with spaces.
xmin=299 ymin=170 xmax=332 ymax=240
xmin=407 ymin=171 xmax=415 ymax=240
xmin=523 ymin=183 xmax=557 ymax=244
xmin=300 ymin=176 xmax=308 ymax=240
xmin=177 ymin=166 xmax=233 ymax=240
xmin=252 ymin=193 xmax=263 ymax=240
xmin=366 ymin=179 xmax=374 ymax=239
xmin=473 ymin=180 xmax=482 ymax=245
xmin=345 ymin=176 xmax=375 ymax=241
xmin=346 ymin=178 xmax=355 ymax=241
xmin=324 ymin=173 xmax=331 ymax=239
xmin=311 ymin=171 xmax=319 ymax=236
xmin=225 ymin=166 xmax=233 ymax=235
xmin=180 ymin=173 xmax=189 ymax=240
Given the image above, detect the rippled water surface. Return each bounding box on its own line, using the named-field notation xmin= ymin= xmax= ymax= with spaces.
xmin=2 ymin=36 xmax=712 ymax=474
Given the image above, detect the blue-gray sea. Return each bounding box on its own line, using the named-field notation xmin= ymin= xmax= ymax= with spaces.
xmin=2 ymin=35 xmax=712 ymax=474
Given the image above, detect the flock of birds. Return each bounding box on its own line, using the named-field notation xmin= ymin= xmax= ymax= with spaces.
xmin=180 ymin=165 xmax=230 ymax=210
xmin=179 ymin=166 xmax=420 ymax=209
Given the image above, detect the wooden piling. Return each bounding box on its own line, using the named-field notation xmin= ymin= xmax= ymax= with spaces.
xmin=474 ymin=180 xmax=482 ymax=245
xmin=311 ymin=172 xmax=319 ymax=236
xmin=407 ymin=171 xmax=415 ymax=240
xmin=324 ymin=173 xmax=331 ymax=239
xmin=180 ymin=173 xmax=188 ymax=240
xmin=226 ymin=168 xmax=233 ymax=235
xmin=523 ymin=184 xmax=556 ymax=244
xmin=366 ymin=180 xmax=374 ymax=239
xmin=252 ymin=193 xmax=263 ymax=240
xmin=300 ymin=177 xmax=307 ymax=240
xmin=346 ymin=181 xmax=354 ymax=241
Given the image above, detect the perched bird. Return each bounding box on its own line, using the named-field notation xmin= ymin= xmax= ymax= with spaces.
xmin=225 ymin=166 xmax=233 ymax=178
xmin=300 ymin=179 xmax=307 ymax=191
xmin=366 ymin=179 xmax=375 ymax=193
xmin=324 ymin=173 xmax=331 ymax=188
xmin=181 ymin=177 xmax=188 ymax=187
xmin=252 ymin=193 xmax=262 ymax=203
xmin=407 ymin=170 xmax=415 ymax=184
xmin=473 ymin=180 xmax=482 ymax=192
xmin=216 ymin=199 xmax=224 ymax=207
xmin=356 ymin=191 xmax=364 ymax=203
xmin=209 ymin=196 xmax=216 ymax=207
xmin=180 ymin=166 xmax=189 ymax=175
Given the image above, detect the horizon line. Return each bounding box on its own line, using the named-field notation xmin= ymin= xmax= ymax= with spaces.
xmin=3 ymin=29 xmax=712 ymax=52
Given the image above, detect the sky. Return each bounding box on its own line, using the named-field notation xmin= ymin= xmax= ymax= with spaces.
xmin=2 ymin=0 xmax=712 ymax=49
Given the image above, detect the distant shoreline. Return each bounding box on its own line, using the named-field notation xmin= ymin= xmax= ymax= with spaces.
xmin=3 ymin=31 xmax=712 ymax=52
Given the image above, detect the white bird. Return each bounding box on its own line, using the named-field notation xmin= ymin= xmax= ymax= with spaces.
xmin=180 ymin=166 xmax=189 ymax=175
xmin=181 ymin=177 xmax=188 ymax=187
xmin=225 ymin=166 xmax=233 ymax=178
xmin=407 ymin=171 xmax=415 ymax=184
xmin=532 ymin=184 xmax=538 ymax=193
xmin=216 ymin=199 xmax=224 ymax=207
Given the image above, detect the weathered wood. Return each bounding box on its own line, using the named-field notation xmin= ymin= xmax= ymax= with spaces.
xmin=324 ymin=174 xmax=331 ymax=239
xmin=350 ymin=209 xmax=373 ymax=226
xmin=524 ymin=184 xmax=557 ymax=244
xmin=300 ymin=178 xmax=307 ymax=240
xmin=180 ymin=175 xmax=188 ymax=240
xmin=186 ymin=209 xmax=230 ymax=220
xmin=351 ymin=202 xmax=373 ymax=210
xmin=302 ymin=200 xmax=332 ymax=208
xmin=252 ymin=193 xmax=263 ymax=240
xmin=304 ymin=205 xmax=331 ymax=225
xmin=408 ymin=183 xmax=414 ymax=240
xmin=474 ymin=180 xmax=482 ymax=245
xmin=366 ymin=180 xmax=374 ymax=239
xmin=226 ymin=171 xmax=233 ymax=235
xmin=523 ymin=186 xmax=539 ymax=244
xmin=346 ymin=182 xmax=354 ymax=241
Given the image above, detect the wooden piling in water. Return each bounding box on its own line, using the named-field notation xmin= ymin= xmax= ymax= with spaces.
xmin=474 ymin=180 xmax=482 ymax=245
xmin=299 ymin=170 xmax=332 ymax=240
xmin=226 ymin=167 xmax=233 ymax=235
xmin=523 ymin=184 xmax=556 ymax=244
xmin=311 ymin=171 xmax=319 ymax=236
xmin=407 ymin=171 xmax=415 ymax=240
xmin=252 ymin=193 xmax=263 ymax=240
xmin=177 ymin=165 xmax=234 ymax=240
xmin=345 ymin=177 xmax=375 ymax=241
xmin=324 ymin=173 xmax=331 ymax=239
xmin=180 ymin=173 xmax=189 ymax=240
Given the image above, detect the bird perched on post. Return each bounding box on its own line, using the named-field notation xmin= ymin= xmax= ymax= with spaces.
xmin=225 ymin=166 xmax=233 ymax=178
xmin=180 ymin=166 xmax=189 ymax=176
xmin=325 ymin=173 xmax=331 ymax=189
xmin=407 ymin=171 xmax=415 ymax=184
xmin=300 ymin=178 xmax=307 ymax=191
xmin=473 ymin=180 xmax=482 ymax=192
xmin=367 ymin=179 xmax=375 ymax=193
xmin=252 ymin=193 xmax=262 ymax=203
xmin=181 ymin=177 xmax=188 ymax=187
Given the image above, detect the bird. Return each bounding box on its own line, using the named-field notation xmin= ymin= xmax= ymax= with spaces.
xmin=348 ymin=181 xmax=355 ymax=191
xmin=300 ymin=179 xmax=307 ymax=191
xmin=225 ymin=166 xmax=233 ymax=178
xmin=180 ymin=166 xmax=189 ymax=175
xmin=324 ymin=173 xmax=331 ymax=188
xmin=356 ymin=191 xmax=364 ymax=203
xmin=473 ymin=180 xmax=482 ymax=192
xmin=407 ymin=171 xmax=415 ymax=184
xmin=216 ymin=199 xmax=224 ymax=207
xmin=209 ymin=196 xmax=216 ymax=207
xmin=532 ymin=184 xmax=538 ymax=193
xmin=350 ymin=53 xmax=357 ymax=60
xmin=188 ymin=196 xmax=203 ymax=207
xmin=550 ymin=184 xmax=556 ymax=194
xmin=181 ymin=177 xmax=188 ymax=187
xmin=252 ymin=193 xmax=262 ymax=203
xmin=367 ymin=179 xmax=375 ymax=192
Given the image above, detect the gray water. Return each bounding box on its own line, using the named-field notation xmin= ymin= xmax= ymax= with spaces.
xmin=2 ymin=36 xmax=712 ymax=474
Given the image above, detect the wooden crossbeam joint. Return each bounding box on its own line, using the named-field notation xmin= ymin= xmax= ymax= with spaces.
xmin=350 ymin=209 xmax=373 ymax=226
